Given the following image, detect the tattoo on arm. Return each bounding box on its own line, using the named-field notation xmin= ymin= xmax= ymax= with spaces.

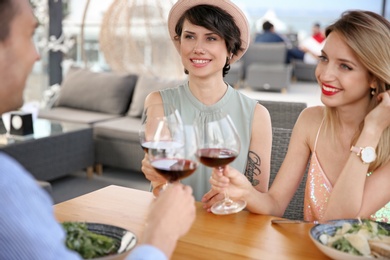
xmin=245 ymin=151 xmax=261 ymax=186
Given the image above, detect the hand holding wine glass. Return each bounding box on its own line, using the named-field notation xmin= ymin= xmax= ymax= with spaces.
xmin=195 ymin=111 xmax=245 ymax=215
xmin=139 ymin=103 xmax=184 ymax=194
xmin=148 ymin=124 xmax=198 ymax=192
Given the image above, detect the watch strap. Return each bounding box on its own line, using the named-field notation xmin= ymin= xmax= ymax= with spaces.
xmin=350 ymin=146 xmax=362 ymax=156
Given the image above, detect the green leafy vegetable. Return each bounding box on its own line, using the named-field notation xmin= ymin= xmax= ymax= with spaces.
xmin=62 ymin=222 xmax=119 ymax=259
xmin=331 ymin=237 xmax=361 ymax=255
xmin=320 ymin=219 xmax=390 ymax=257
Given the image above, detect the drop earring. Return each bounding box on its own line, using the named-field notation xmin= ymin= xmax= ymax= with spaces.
xmin=371 ymin=88 xmax=376 ymax=95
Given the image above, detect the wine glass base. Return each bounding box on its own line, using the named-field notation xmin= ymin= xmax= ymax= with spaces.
xmin=211 ymin=199 xmax=247 ymax=215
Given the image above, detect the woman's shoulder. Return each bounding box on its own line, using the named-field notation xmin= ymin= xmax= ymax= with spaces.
xmin=144 ymin=91 xmax=163 ymax=105
xmin=254 ymin=102 xmax=271 ymax=118
xmin=300 ymin=105 xmax=324 ymax=118
xmin=294 ymin=105 xmax=324 ymax=131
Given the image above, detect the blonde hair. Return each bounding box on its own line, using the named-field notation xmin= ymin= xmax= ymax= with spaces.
xmin=323 ymin=10 xmax=390 ymax=172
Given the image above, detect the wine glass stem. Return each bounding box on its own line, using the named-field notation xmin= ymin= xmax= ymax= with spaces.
xmin=218 ymin=167 xmax=233 ymax=205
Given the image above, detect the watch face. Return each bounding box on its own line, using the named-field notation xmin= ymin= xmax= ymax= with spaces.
xmin=361 ymin=147 xmax=376 ymax=163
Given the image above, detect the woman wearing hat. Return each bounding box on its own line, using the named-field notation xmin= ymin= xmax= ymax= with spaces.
xmin=141 ymin=0 xmax=272 ymax=203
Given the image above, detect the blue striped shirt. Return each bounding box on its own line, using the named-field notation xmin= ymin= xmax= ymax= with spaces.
xmin=0 ymin=152 xmax=165 ymax=260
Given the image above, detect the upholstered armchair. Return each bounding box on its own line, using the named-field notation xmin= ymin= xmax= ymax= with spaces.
xmin=242 ymin=43 xmax=292 ymax=92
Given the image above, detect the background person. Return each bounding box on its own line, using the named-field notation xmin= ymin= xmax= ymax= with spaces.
xmin=253 ymin=20 xmax=312 ymax=65
xmin=299 ymin=22 xmax=326 ymax=64
xmin=0 ymin=0 xmax=195 ymax=259
xmin=254 ymin=20 xmax=291 ymax=44
xmin=206 ymin=10 xmax=390 ymax=223
xmin=141 ymin=0 xmax=272 ymax=204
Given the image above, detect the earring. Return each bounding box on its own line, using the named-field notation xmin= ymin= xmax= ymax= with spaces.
xmin=371 ymin=88 xmax=376 ymax=95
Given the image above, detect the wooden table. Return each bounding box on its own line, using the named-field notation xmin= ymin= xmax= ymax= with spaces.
xmin=54 ymin=185 xmax=330 ymax=259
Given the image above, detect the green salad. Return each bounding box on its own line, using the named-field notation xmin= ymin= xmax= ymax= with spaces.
xmin=319 ymin=219 xmax=390 ymax=258
xmin=62 ymin=222 xmax=119 ymax=259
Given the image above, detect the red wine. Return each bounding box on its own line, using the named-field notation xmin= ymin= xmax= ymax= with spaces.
xmin=196 ymin=148 xmax=238 ymax=167
xmin=151 ymin=159 xmax=198 ymax=182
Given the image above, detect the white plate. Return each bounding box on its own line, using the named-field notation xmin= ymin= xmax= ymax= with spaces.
xmin=309 ymin=219 xmax=390 ymax=260
xmin=64 ymin=222 xmax=137 ymax=260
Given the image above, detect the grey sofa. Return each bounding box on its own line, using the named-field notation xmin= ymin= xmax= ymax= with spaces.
xmin=241 ymin=43 xmax=292 ymax=92
xmin=292 ymin=59 xmax=317 ymax=82
xmin=39 ymin=67 xmax=138 ymax=124
xmin=39 ymin=67 xmax=185 ymax=174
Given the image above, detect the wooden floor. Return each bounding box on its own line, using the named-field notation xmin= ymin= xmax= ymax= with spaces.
xmin=50 ymin=167 xmax=150 ymax=204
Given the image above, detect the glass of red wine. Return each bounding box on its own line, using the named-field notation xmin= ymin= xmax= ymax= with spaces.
xmin=139 ymin=103 xmax=184 ymax=194
xmin=195 ymin=111 xmax=245 ymax=215
xmin=148 ymin=124 xmax=198 ymax=190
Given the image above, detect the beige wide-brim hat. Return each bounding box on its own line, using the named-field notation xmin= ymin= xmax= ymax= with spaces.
xmin=168 ymin=0 xmax=250 ymax=64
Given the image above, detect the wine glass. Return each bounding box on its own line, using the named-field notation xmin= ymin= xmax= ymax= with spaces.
xmin=139 ymin=103 xmax=184 ymax=194
xmin=194 ymin=111 xmax=245 ymax=215
xmin=148 ymin=124 xmax=198 ymax=189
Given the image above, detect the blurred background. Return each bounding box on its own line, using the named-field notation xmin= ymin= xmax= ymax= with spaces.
xmin=26 ymin=0 xmax=389 ymax=104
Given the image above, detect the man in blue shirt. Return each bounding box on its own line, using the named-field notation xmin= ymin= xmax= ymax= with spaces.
xmin=254 ymin=21 xmax=305 ymax=64
xmin=254 ymin=21 xmax=288 ymax=43
xmin=0 ymin=0 xmax=196 ymax=259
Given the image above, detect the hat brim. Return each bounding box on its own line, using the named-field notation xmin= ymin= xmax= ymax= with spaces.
xmin=168 ymin=0 xmax=250 ymax=64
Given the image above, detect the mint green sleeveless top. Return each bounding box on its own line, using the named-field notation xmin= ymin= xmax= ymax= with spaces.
xmin=160 ymin=82 xmax=257 ymax=201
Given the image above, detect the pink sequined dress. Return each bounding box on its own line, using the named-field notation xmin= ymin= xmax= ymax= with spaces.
xmin=303 ymin=120 xmax=390 ymax=223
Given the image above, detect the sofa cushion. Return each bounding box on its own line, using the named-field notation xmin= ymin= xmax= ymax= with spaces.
xmin=56 ymin=67 xmax=138 ymax=115
xmin=127 ymin=74 xmax=184 ymax=118
xmin=93 ymin=116 xmax=142 ymax=142
xmin=39 ymin=107 xmax=122 ymax=124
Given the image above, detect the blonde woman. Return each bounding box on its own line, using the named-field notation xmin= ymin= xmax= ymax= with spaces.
xmin=207 ymin=10 xmax=390 ymax=222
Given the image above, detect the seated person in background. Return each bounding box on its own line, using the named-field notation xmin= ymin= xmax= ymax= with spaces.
xmin=254 ymin=20 xmax=311 ymax=65
xmin=311 ymin=22 xmax=325 ymax=43
xmin=206 ymin=10 xmax=390 ymax=223
xmin=254 ymin=21 xmax=291 ymax=45
xmin=299 ymin=22 xmax=326 ymax=64
xmin=0 ymin=0 xmax=195 ymax=259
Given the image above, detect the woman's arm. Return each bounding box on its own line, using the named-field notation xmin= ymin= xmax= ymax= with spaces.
xmin=246 ymin=103 xmax=272 ymax=193
xmin=323 ymin=91 xmax=390 ymax=220
xmin=207 ymin=107 xmax=316 ymax=215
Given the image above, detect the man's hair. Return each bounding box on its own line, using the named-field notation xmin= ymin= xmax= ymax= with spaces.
xmin=262 ymin=21 xmax=273 ymax=31
xmin=0 ymin=0 xmax=19 ymax=41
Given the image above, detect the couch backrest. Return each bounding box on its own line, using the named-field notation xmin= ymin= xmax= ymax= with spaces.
xmin=126 ymin=74 xmax=186 ymax=118
xmin=258 ymin=100 xmax=307 ymax=129
xmin=244 ymin=43 xmax=286 ymax=65
xmin=270 ymin=127 xmax=308 ymax=220
xmin=55 ymin=67 xmax=138 ymax=115
xmin=242 ymin=43 xmax=287 ymax=79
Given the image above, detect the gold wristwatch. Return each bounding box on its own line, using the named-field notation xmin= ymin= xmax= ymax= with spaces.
xmin=350 ymin=146 xmax=376 ymax=164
